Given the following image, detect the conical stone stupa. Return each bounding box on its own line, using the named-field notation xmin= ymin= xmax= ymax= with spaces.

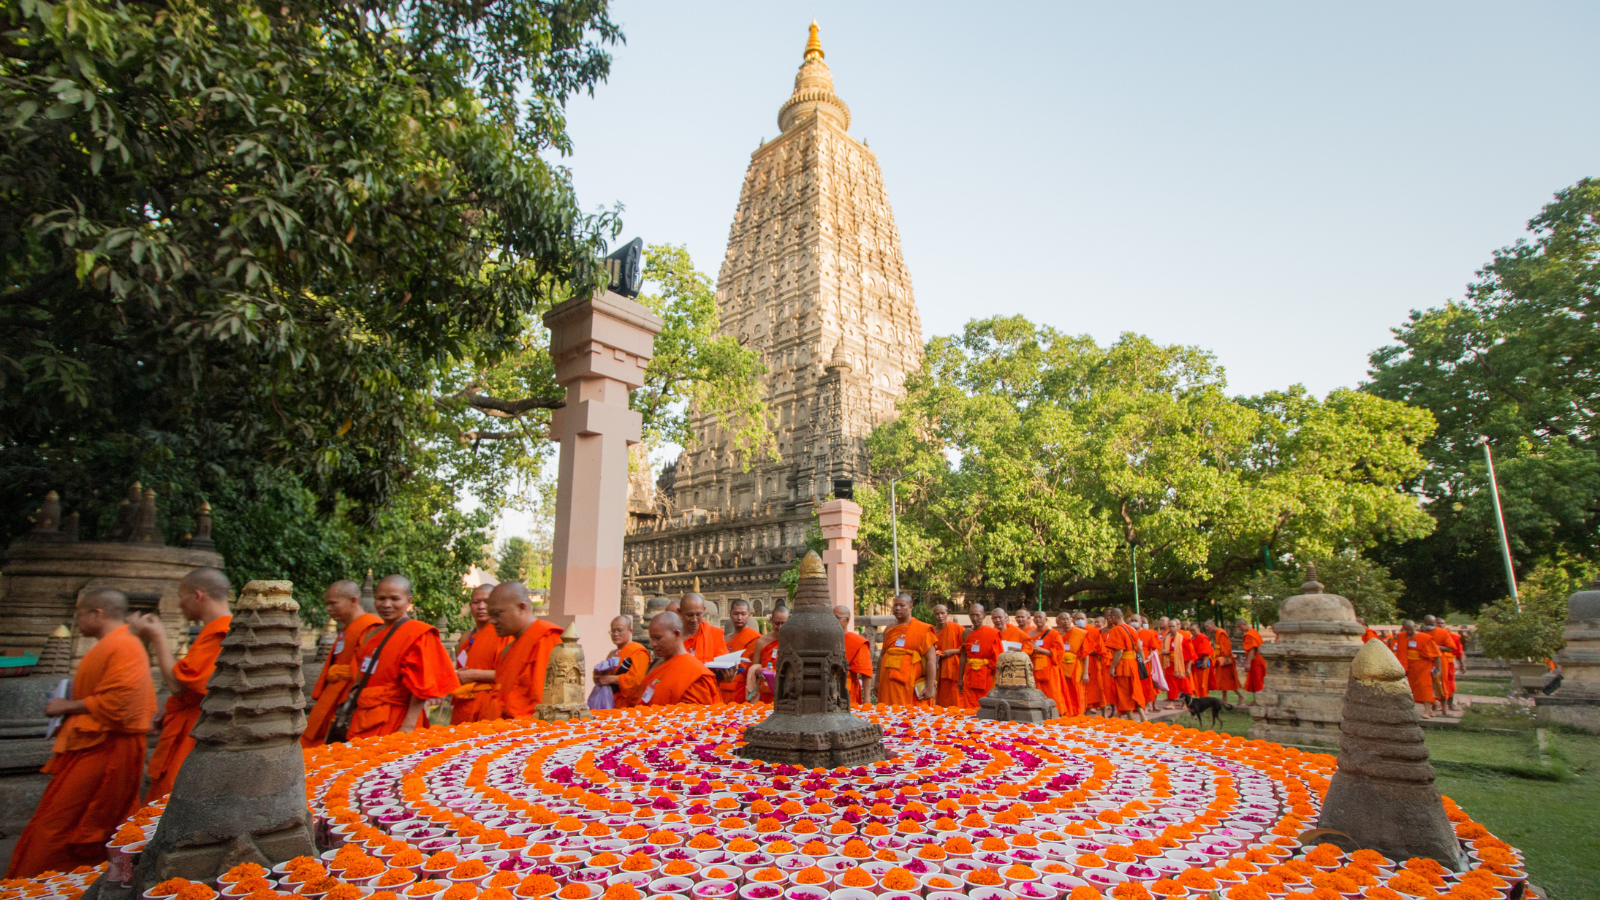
xmin=737 ymin=551 xmax=888 ymax=766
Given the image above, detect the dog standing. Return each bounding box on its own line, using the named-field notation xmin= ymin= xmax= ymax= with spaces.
xmin=1179 ymin=692 xmax=1233 ymax=727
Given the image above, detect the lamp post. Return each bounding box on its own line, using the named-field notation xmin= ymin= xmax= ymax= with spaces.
xmin=1478 ymin=436 xmax=1519 ymax=610
xmin=1130 ymin=543 xmax=1141 ymax=618
xmin=888 ymin=473 xmax=912 ymax=595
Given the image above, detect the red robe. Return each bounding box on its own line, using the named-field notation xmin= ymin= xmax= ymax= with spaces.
xmin=934 ymin=621 xmax=965 ymax=707
xmin=1081 ymin=626 xmax=1106 ymax=708
xmin=7 ymin=624 xmax=155 ymax=877
xmin=1209 ymin=629 xmax=1240 ymax=691
xmin=1163 ymin=630 xmax=1192 ymax=699
xmin=613 ymin=641 xmax=653 ymax=708
xmin=146 ymin=615 xmax=231 ymax=799
xmin=1242 ymin=628 xmax=1266 ymax=693
xmin=961 ymin=625 xmax=1001 ymax=707
xmin=722 ymin=627 xmax=761 ymax=703
xmin=1189 ymin=632 xmax=1215 ymax=697
xmin=302 ymin=613 xmax=382 ymax=747
xmin=1435 ymin=627 xmax=1464 ymax=698
xmin=879 ymin=619 xmax=936 ymax=706
xmin=347 ymin=619 xmax=459 ymax=739
xmin=450 ymin=622 xmax=513 ymax=723
xmin=1101 ymin=623 xmax=1148 ymax=712
xmin=1031 ymin=628 xmax=1070 ymax=717
xmin=495 ymin=620 xmax=565 ymax=718
xmin=639 ymin=653 xmax=719 ymax=705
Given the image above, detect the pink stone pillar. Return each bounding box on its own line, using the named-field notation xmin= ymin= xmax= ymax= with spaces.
xmin=543 ymin=290 xmax=663 ymax=688
xmin=817 ymin=498 xmax=861 ymax=610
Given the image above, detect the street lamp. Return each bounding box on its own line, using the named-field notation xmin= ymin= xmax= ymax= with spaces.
xmin=1478 ymin=435 xmax=1519 ymax=610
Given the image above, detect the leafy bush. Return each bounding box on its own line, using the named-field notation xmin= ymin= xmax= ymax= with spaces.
xmin=1476 ymin=558 xmax=1589 ymax=661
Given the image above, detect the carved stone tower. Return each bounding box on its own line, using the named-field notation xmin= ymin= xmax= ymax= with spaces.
xmin=737 ymin=551 xmax=888 ymax=766
xmin=625 ymin=23 xmax=922 ymax=612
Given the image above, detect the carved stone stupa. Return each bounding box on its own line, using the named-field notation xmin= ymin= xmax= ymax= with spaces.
xmin=977 ymin=651 xmax=1060 ymax=723
xmin=1249 ymin=564 xmax=1365 ymax=748
xmin=1536 ymin=574 xmax=1600 ymax=733
xmin=736 ymin=551 xmax=888 ymax=766
xmin=537 ymin=622 xmax=592 ymax=722
xmin=1316 ymin=638 xmax=1464 ymax=869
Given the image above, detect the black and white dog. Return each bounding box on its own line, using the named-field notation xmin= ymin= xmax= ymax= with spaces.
xmin=1178 ymin=692 xmax=1233 ymax=727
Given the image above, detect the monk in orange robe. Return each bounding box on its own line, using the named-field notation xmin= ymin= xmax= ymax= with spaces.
xmin=130 ymin=566 xmax=232 ymax=799
xmin=1189 ymin=624 xmax=1214 ymax=699
xmin=302 ymin=580 xmax=382 ymax=747
xmin=1101 ymin=608 xmax=1147 ymax=719
xmin=1162 ymin=619 xmax=1192 ymax=702
xmin=1080 ymin=618 xmax=1107 ymax=712
xmin=8 ymin=589 xmax=155 ymax=877
xmin=1134 ymin=616 xmax=1161 ymax=702
xmin=1209 ymin=623 xmax=1243 ymax=704
xmin=1391 ymin=620 xmax=1441 ymax=716
xmin=450 ymin=583 xmax=513 ymax=723
xmin=1428 ymin=617 xmax=1464 ymax=711
xmin=486 ymin=581 xmax=565 ymax=718
xmin=721 ymin=599 xmax=762 ymax=703
xmin=878 ymin=594 xmax=938 ymax=706
xmin=1029 ymin=610 xmax=1070 ymax=716
xmin=962 ymin=611 xmax=1003 ymax=707
xmin=745 ymin=606 xmax=788 ymax=703
xmin=932 ymin=605 xmax=965 ymax=708
xmin=345 ymin=575 xmax=460 ymax=739
xmin=1238 ymin=619 xmax=1266 ymax=694
xmin=680 ymin=593 xmax=728 ymax=662
xmin=999 ymin=609 xmax=1034 ymax=656
xmin=1062 ymin=612 xmax=1089 ymax=715
xmin=834 ymin=605 xmax=876 ymax=704
xmin=638 ymin=612 xmax=720 ymax=705
xmin=594 ymin=615 xmax=652 ymax=707
xmin=1359 ymin=618 xmax=1379 ymax=643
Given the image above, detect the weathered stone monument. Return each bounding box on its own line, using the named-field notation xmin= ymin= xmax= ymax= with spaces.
xmin=1249 ymin=565 xmax=1365 ymax=747
xmin=1316 ymin=638 xmax=1464 ymax=869
xmin=977 ymin=650 xmax=1060 ymax=723
xmin=97 ymin=581 xmax=315 ymax=896
xmin=737 ymin=551 xmax=888 ymax=766
xmin=1536 ymin=574 xmax=1600 ymax=733
xmin=537 ymin=622 xmax=592 ymax=722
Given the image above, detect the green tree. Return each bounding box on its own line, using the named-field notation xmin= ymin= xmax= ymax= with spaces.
xmin=1365 ymin=179 xmax=1600 ymax=615
xmin=1476 ymin=556 xmax=1591 ymax=661
xmin=495 ymin=536 xmax=537 ymax=583
xmin=863 ymin=317 xmax=1437 ymax=606
xmin=1224 ymin=552 xmax=1404 ymax=627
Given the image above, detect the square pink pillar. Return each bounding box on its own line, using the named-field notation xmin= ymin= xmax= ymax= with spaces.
xmin=818 ymin=499 xmax=862 ymax=611
xmin=543 ymin=289 xmax=663 ymax=687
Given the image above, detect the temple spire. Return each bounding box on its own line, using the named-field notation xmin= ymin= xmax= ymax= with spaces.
xmin=779 ymin=20 xmax=850 ymax=132
xmin=804 ymin=20 xmax=824 ymax=61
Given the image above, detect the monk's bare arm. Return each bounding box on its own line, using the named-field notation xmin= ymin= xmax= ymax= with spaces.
xmin=457 ymin=668 xmax=495 ymax=684
xmin=401 ymin=696 xmax=426 ymax=731
xmin=923 ymin=651 xmax=937 ymax=701
xmin=129 ymin=613 xmax=181 ymax=694
xmin=45 ymin=698 xmax=89 ymax=717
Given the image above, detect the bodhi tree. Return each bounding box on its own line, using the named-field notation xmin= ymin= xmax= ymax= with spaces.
xmin=858 ymin=316 xmax=1437 ymax=606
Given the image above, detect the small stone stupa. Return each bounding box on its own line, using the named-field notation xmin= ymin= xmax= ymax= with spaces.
xmin=111 ymin=581 xmax=315 ymax=893
xmin=1536 ymin=574 xmax=1600 ymax=733
xmin=977 ymin=651 xmax=1060 ymax=722
xmin=1317 ymin=638 xmax=1464 ymax=869
xmin=537 ymin=622 xmax=591 ymax=722
xmin=737 ymin=552 xmax=888 ymax=766
xmin=1249 ymin=564 xmax=1365 ymax=748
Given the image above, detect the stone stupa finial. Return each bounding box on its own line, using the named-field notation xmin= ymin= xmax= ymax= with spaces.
xmin=804 ymin=20 xmax=824 ymax=61
xmin=1301 ymin=561 xmax=1324 ymax=594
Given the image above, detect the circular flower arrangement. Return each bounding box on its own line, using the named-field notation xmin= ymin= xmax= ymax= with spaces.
xmin=1 ymin=707 xmax=1526 ymax=900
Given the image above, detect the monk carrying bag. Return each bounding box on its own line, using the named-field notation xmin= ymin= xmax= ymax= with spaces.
xmin=325 ymin=618 xmax=406 ymax=745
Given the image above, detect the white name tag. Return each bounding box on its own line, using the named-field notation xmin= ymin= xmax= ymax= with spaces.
xmin=457 ymin=650 xmax=468 ymax=667
xmin=334 ymin=637 xmax=345 ymax=655
xmin=971 ymin=643 xmax=980 ymax=653
xmin=360 ymin=656 xmax=377 ymax=674
xmin=895 ymin=637 xmax=906 ymax=648
xmin=641 ymin=684 xmax=656 ymax=704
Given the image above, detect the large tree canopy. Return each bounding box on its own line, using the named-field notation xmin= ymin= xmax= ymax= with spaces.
xmin=857 ymin=317 xmax=1436 ymax=607
xmin=1365 ymin=179 xmax=1600 ymax=614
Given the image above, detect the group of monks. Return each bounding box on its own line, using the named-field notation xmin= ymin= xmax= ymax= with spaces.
xmin=1369 ymin=615 xmax=1465 ymax=718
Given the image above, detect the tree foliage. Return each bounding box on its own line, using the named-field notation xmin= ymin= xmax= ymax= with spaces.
xmin=1365 ymin=179 xmax=1600 ymax=614
xmin=862 ymin=317 xmax=1437 ymax=605
xmin=1223 ymin=552 xmax=1404 ymax=627
xmin=1475 ymin=556 xmax=1591 ymax=661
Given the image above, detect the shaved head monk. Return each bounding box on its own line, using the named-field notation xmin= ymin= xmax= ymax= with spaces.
xmin=1028 ymin=609 xmax=1071 ymax=717
xmin=722 ymin=600 xmax=761 ymax=703
xmin=1391 ymin=619 xmax=1441 ymax=718
xmin=451 ymin=583 xmax=512 ymax=723
xmin=834 ymin=604 xmax=875 ymax=704
xmin=344 ymin=575 xmax=459 ymax=739
xmin=746 ymin=605 xmax=788 ymax=703
xmin=1238 ymin=618 xmax=1267 ymax=695
xmin=932 ymin=604 xmax=964 ymax=707
xmin=638 ymin=612 xmax=719 ymax=705
xmin=1101 ymin=608 xmax=1148 ymax=721
xmin=963 ymin=602 xmax=986 ymax=641
xmin=486 ymin=581 xmax=565 ymax=717
xmin=7 ymin=589 xmax=155 ymax=877
xmin=303 ymin=580 xmax=383 ymax=746
xmin=130 ymin=566 xmax=232 ymax=799
xmin=679 ymin=593 xmax=729 ymax=664
xmin=962 ymin=607 xmax=1002 ymax=707
xmin=593 ymin=616 xmax=651 ymax=707
xmin=879 ymin=594 xmax=937 ymax=706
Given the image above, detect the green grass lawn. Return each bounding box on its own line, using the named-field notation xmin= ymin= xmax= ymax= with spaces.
xmin=1454 ymin=677 xmax=1517 ymax=698
xmin=1158 ymin=698 xmax=1600 ymax=900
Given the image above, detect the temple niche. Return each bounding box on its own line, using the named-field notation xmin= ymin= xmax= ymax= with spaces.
xmin=623 ymin=24 xmax=921 ymax=615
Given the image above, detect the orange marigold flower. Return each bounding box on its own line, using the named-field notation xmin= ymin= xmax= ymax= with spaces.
xmin=371 ymin=893 xmax=402 ymax=900
xmin=861 ymin=823 xmax=891 ymax=837
xmin=406 ymin=880 xmax=446 ymax=896
xmin=620 ymin=853 xmax=654 ymax=872
xmin=588 ymin=854 xmax=621 ymax=868
xmin=768 ymin=841 xmax=796 ymax=855
xmin=727 ymin=839 xmax=759 ymax=853
xmin=750 ymin=868 xmax=785 ymax=883
xmin=1223 ymin=885 xmax=1270 ymax=900
xmin=796 ymin=868 xmax=829 ymax=885
xmin=1177 ymin=869 xmax=1217 ymax=890
xmin=437 ymin=888 xmax=474 ymax=900
xmin=452 ymin=861 xmax=491 ymax=879
xmin=687 ymin=835 xmax=720 ymax=850
xmin=481 ymin=892 xmax=514 ymax=900
xmin=425 ymin=851 xmax=460 ymax=870
xmin=662 ymin=861 xmax=696 ymax=877
xmin=1067 ymin=889 xmax=1104 ymax=900
xmin=1109 ymin=883 xmax=1150 ymax=900
xmin=173 ymin=886 xmax=215 ymax=900
xmin=616 ymin=826 xmax=647 ymax=841
xmin=840 ymin=869 xmax=874 ymax=888
xmin=343 ymin=857 xmax=384 ymax=879
xmin=1004 ymin=865 xmax=1037 ymax=880
xmin=224 ymin=864 xmax=269 ymax=882
xmin=980 ymin=837 xmax=1007 ymax=852
xmin=967 ymin=869 xmax=1003 ymax=887
xmin=556 ymin=886 xmax=591 ymax=900
xmin=1103 ymin=846 xmax=1136 ymax=863
xmin=487 ymin=873 xmax=521 ymax=890
xmin=600 ymin=885 xmax=640 ymax=900
xmin=1388 ymin=871 xmax=1439 ymax=894
xmin=1076 ymin=853 xmax=1105 ymax=868
xmin=391 ymin=849 xmax=425 ymax=868
xmin=944 ymin=836 xmax=975 ymax=854
xmin=841 ymin=839 xmax=872 ymax=859
xmin=881 ymin=869 xmax=917 ymax=891
xmin=518 ymin=875 xmax=558 ymax=897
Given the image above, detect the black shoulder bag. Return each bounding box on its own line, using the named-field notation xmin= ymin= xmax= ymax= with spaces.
xmin=325 ymin=618 xmax=407 ymax=745
xmin=1127 ymin=625 xmax=1150 ymax=681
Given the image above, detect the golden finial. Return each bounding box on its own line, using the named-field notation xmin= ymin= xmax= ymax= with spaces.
xmin=799 ymin=550 xmax=826 ymax=581
xmin=804 ymin=20 xmax=824 ymax=62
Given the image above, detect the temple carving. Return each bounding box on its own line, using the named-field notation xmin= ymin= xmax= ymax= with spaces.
xmin=623 ymin=23 xmax=922 ymax=613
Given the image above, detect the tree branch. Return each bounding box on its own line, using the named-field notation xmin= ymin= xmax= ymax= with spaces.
xmin=437 ymin=386 xmax=565 ymax=417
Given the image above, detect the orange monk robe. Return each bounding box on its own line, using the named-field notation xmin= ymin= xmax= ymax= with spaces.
xmin=7 ymin=625 xmax=155 ymax=878
xmin=756 ymin=639 xmax=779 ymax=703
xmin=1080 ymin=626 xmax=1106 ymax=709
xmin=843 ymin=631 xmax=874 ymax=705
xmin=1362 ymin=628 xmax=1379 ymax=643
xmin=494 ymin=620 xmax=565 ymax=718
xmin=145 ymin=615 xmax=231 ymax=800
xmin=1063 ymin=626 xmax=1088 ymax=714
xmin=1392 ymin=631 xmax=1440 ymax=704
xmin=934 ymin=621 xmax=965 ymax=708
xmin=721 ymin=627 xmax=762 ymax=703
xmin=683 ymin=621 xmax=728 ymax=664
xmin=999 ymin=625 xmax=1034 ymax=655
xmin=450 ymin=622 xmax=513 ymax=724
xmin=1031 ymin=629 xmax=1071 ymax=717
xmin=1189 ymin=632 xmax=1215 ymax=697
xmin=1101 ymin=623 xmax=1148 ymax=712
xmin=879 ymin=619 xmax=936 ymax=707
xmin=1137 ymin=627 xmax=1161 ymax=700
xmin=1242 ymin=628 xmax=1266 ymax=693
xmin=1209 ymin=628 xmax=1240 ymax=692
xmin=639 ymin=653 xmax=720 ymax=706
xmin=1094 ymin=626 xmax=1118 ymax=707
xmin=962 ymin=625 xmax=1002 ymax=707
xmin=347 ymin=620 xmax=459 ymax=739
xmin=1436 ymin=627 xmax=1464 ymax=698
xmin=613 ymin=641 xmax=653 ymax=708
xmin=302 ymin=613 xmax=382 ymax=747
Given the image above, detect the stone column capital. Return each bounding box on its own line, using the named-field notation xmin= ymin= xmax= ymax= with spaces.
xmin=543 ymin=289 xmax=664 ymax=390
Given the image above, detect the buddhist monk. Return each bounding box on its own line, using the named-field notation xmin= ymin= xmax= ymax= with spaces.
xmin=1080 ymin=615 xmax=1107 ymax=714
xmin=1063 ymin=612 xmax=1089 ymax=715
xmin=1050 ymin=612 xmax=1082 ymax=716
xmin=961 ymin=608 xmax=1003 ymax=707
xmin=1428 ymin=617 xmax=1465 ymax=712
xmin=999 ymin=608 xmax=1034 ymax=654
xmin=1189 ymin=623 xmax=1215 ymax=699
xmin=834 ymin=605 xmax=876 ymax=704
xmin=1359 ymin=617 xmax=1379 ymax=643
xmin=1101 ymin=608 xmax=1147 ymax=721
xmin=722 ymin=599 xmax=762 ymax=703
xmin=1135 ymin=615 xmax=1161 ymax=702
xmin=878 ymin=593 xmax=938 ymax=706
xmin=638 ymin=611 xmax=720 ymax=705
xmin=961 ymin=602 xmax=986 ymax=643
xmin=1027 ymin=610 xmax=1070 ymax=716
xmin=680 ymin=594 xmax=729 ymax=666
xmin=1392 ymin=620 xmax=1441 ymax=717
xmin=7 ymin=589 xmax=155 ymax=877
xmin=932 ymin=605 xmax=965 ymax=707
xmin=593 ymin=615 xmax=652 ymax=707
xmin=450 ymin=583 xmax=513 ymax=723
xmin=1209 ymin=622 xmax=1243 ymax=705
xmin=345 ymin=575 xmax=459 ymax=738
xmin=745 ymin=605 xmax=788 ymax=703
xmin=130 ymin=566 xmax=232 ymax=800
xmin=486 ymin=581 xmax=565 ymax=718
xmin=1162 ymin=619 xmax=1191 ymax=705
xmin=1238 ymin=618 xmax=1267 ymax=695
xmin=302 ymin=580 xmax=383 ymax=747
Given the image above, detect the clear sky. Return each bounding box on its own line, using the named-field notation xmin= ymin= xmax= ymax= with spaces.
xmin=490 ymin=2 xmax=1599 ymax=542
